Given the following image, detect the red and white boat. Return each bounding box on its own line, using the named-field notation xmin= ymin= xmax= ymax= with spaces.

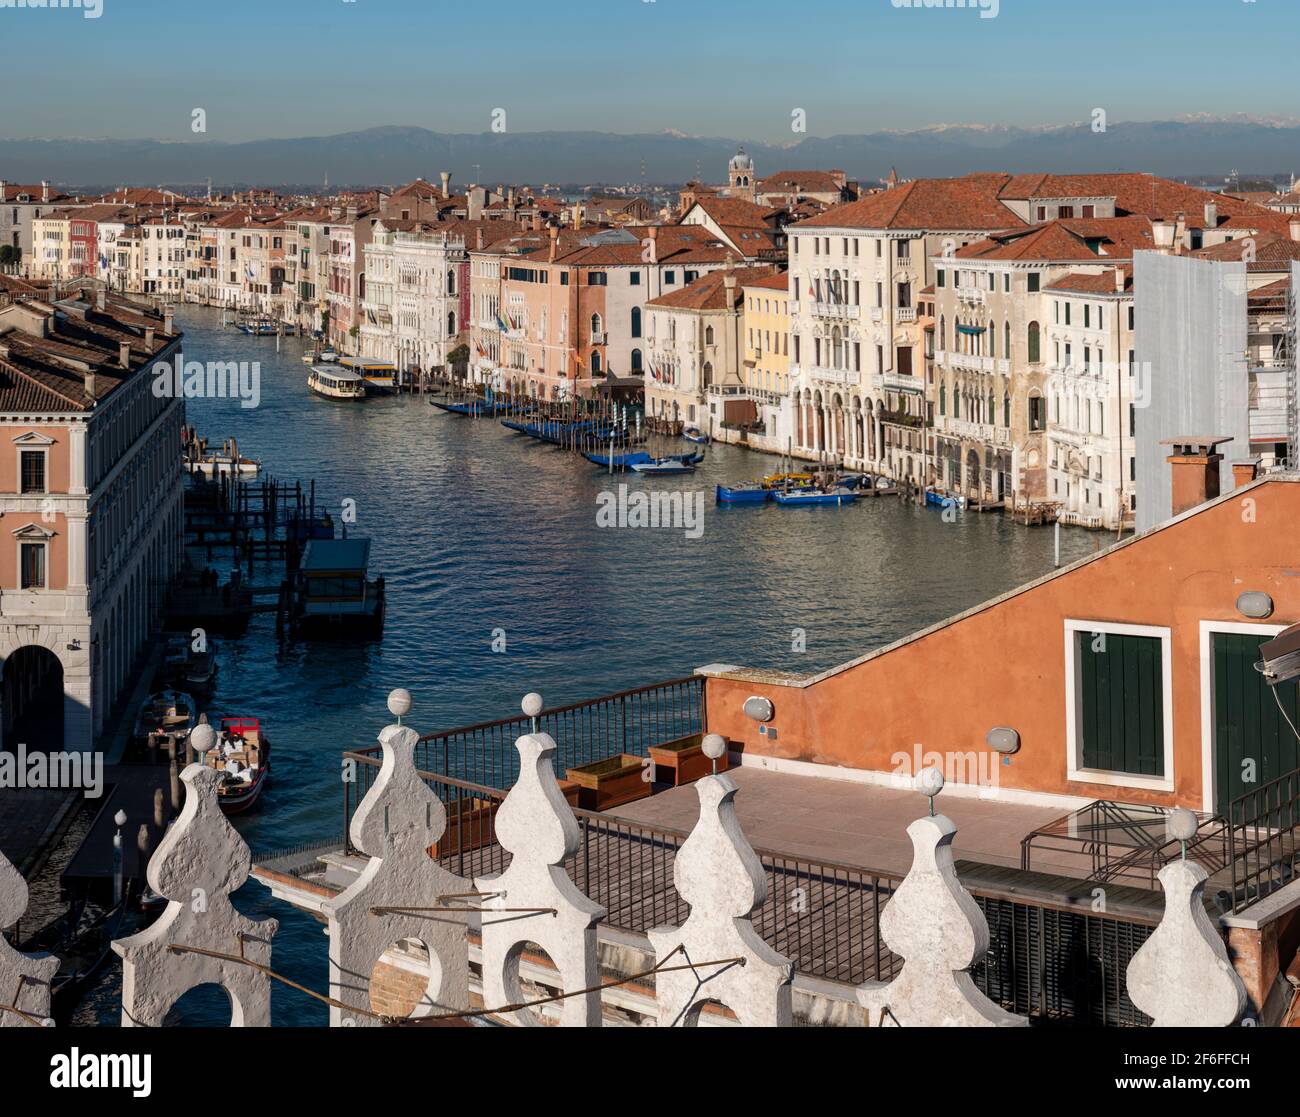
xmin=201 ymin=716 xmax=271 ymax=815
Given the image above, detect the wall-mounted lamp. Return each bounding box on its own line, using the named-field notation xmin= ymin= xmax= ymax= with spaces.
xmin=66 ymin=639 xmax=81 ymax=651
xmin=986 ymin=727 xmax=1020 ymax=754
xmin=743 ymin=695 xmax=774 ymax=723
xmin=1236 ymin=591 xmax=1274 ymax=620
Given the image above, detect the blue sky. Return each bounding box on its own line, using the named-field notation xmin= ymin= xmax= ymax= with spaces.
xmin=0 ymin=0 xmax=1296 ymax=142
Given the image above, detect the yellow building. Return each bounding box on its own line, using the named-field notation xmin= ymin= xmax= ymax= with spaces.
xmin=31 ymin=210 xmax=72 ymax=280
xmin=741 ymin=270 xmax=791 ymax=398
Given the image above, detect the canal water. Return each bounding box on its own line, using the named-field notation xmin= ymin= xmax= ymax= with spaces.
xmin=78 ymin=305 xmax=1098 ymax=1024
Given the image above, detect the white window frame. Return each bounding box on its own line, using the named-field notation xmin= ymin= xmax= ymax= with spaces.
xmin=1198 ymin=619 xmax=1287 ymax=813
xmin=14 ymin=523 xmax=54 ymax=591
xmin=1064 ymin=618 xmax=1174 ymax=793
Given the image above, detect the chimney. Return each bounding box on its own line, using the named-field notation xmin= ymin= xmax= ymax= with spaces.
xmin=1162 ymin=436 xmax=1232 ymax=517
xmin=1289 ymin=218 xmax=1300 ymax=243
xmin=145 ymin=326 xmax=155 ymax=349
xmin=1114 ymin=266 xmax=1126 ymax=293
xmin=646 ymin=225 xmax=658 ymax=264
xmin=1204 ymin=201 xmax=1217 ymax=230
xmin=531 ymin=212 xmax=540 ymax=233
xmin=1151 ymin=219 xmax=1176 ymax=251
xmin=1172 ymin=212 xmax=1187 ymax=254
xmin=118 ymin=342 xmax=131 ymax=368
xmin=548 ymin=224 xmax=558 ymax=263
xmin=164 ymin=308 xmax=174 ymax=334
xmin=572 ymin=203 xmax=581 ymax=231
xmin=440 ymin=171 xmax=450 ymax=197
xmin=476 ymin=226 xmax=484 ymax=251
xmin=1232 ymin=457 xmax=1261 ymax=489
xmin=41 ymin=180 xmax=49 ymax=203
xmin=347 ymin=204 xmax=358 ymax=222
xmin=84 ymin=371 xmax=100 ymax=400
xmin=507 ymin=187 xmax=515 ymax=210
xmin=468 ymin=186 xmax=484 ymax=223
xmin=95 ymin=288 xmax=105 ymax=311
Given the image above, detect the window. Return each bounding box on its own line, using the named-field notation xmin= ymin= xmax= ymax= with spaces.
xmin=20 ymin=540 xmax=45 ymax=589
xmin=629 ymin=272 xmax=641 ymax=286
xmin=1027 ymin=321 xmax=1040 ymax=364
xmin=664 ymin=271 xmax=676 ymax=285
xmin=631 ymin=307 xmax=641 ymax=338
xmin=937 ymin=269 xmax=946 ymax=288
xmin=631 ymin=348 xmax=642 ymax=373
xmin=1028 ymin=394 xmax=1045 ymax=431
xmin=1027 ymin=273 xmax=1040 ymax=292
xmin=587 ymin=271 xmax=607 ymax=286
xmin=1066 ymin=621 xmax=1172 ymax=789
xmin=20 ymin=450 xmax=46 ymax=494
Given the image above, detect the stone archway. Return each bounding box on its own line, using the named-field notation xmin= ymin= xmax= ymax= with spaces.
xmin=2 ymin=643 xmax=64 ymax=752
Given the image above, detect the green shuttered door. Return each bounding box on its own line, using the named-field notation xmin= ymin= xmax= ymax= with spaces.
xmin=1078 ymin=632 xmax=1164 ymax=777
xmin=1213 ymin=632 xmax=1300 ymax=816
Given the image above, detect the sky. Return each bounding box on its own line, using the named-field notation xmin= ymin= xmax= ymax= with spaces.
xmin=0 ymin=0 xmax=1297 ymax=142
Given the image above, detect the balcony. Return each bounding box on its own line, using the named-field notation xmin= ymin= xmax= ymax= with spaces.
xmin=794 ymin=364 xmax=854 ymax=385
xmin=811 ymin=301 xmax=859 ymax=320
xmin=896 ymin=307 xmax=917 ymax=324
xmin=872 ymin=371 xmax=924 ymax=395
xmin=942 ymin=351 xmax=996 ymax=374
xmin=954 ymin=286 xmax=987 ymax=306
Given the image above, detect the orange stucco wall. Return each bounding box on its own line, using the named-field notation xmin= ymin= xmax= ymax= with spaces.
xmin=0 ymin=429 xmax=71 ymax=493
xmin=705 ymin=479 xmax=1300 ymax=809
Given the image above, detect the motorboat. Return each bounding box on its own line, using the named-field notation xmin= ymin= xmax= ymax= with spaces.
xmin=198 ymin=715 xmax=271 ymax=815
xmin=308 ymin=365 xmax=367 ymax=400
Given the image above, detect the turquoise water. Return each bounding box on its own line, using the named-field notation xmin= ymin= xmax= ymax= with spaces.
xmin=78 ymin=305 xmax=1097 ymax=1025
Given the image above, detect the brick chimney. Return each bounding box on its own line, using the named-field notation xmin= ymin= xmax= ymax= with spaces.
xmin=1290 ymin=218 xmax=1300 ymax=243
xmin=572 ymin=203 xmax=581 ymax=231
xmin=145 ymin=326 xmax=155 ymax=349
xmin=41 ymin=180 xmax=49 ymax=203
xmin=1203 ymin=201 xmax=1217 ymax=230
xmin=646 ymin=225 xmax=658 ymax=264
xmin=164 ymin=308 xmax=174 ymax=334
xmin=118 ymin=341 xmax=131 ymax=368
xmin=476 ymin=226 xmax=484 ymax=251
xmin=440 ymin=171 xmax=451 ymax=197
xmin=1161 ymin=436 xmax=1233 ymax=516
xmin=548 ymin=225 xmax=559 ymax=262
xmin=1232 ymin=456 xmax=1261 ymax=489
xmin=84 ymin=371 xmax=101 ymax=400
xmin=1114 ymin=266 xmax=1126 ymax=293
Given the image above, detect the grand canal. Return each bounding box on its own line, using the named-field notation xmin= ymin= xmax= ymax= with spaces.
xmin=80 ymin=305 xmax=1097 ymax=1024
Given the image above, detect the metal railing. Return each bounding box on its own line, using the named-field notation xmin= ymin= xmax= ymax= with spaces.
xmin=338 ymin=750 xmax=1156 ymax=1022
xmin=1228 ymin=765 xmax=1300 ymax=912
xmin=362 ymin=676 xmax=707 ymax=792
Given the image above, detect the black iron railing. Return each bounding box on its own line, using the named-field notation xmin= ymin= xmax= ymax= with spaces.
xmin=1228 ymin=765 xmax=1300 ymax=912
xmin=339 ymin=750 xmax=1156 ymax=1022
xmin=390 ymin=676 xmax=706 ymax=790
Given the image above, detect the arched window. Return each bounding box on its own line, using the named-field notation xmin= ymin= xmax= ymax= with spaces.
xmin=1003 ymin=320 xmax=1010 ymax=357
xmin=954 ymin=385 xmax=961 ymax=416
xmin=703 ymin=361 xmax=713 ymax=387
xmin=831 ymin=326 xmax=843 ymax=369
xmin=1003 ymin=392 xmax=1010 ymax=427
xmin=446 ymin=270 xmax=456 ymax=296
xmin=939 ymin=315 xmax=946 ymax=350
xmin=939 ymin=382 xmax=946 ymax=415
xmin=446 ymin=310 xmax=455 ymax=335
xmin=631 ymin=307 xmax=641 ymax=338
xmin=631 ymin=348 xmax=642 ymax=373
xmin=987 ymin=391 xmax=995 ymax=421
xmin=591 ymin=313 xmax=602 ymax=340
xmin=1027 ymin=321 xmax=1040 ymax=364
xmin=590 ymin=350 xmax=602 ymax=375
xmin=705 ymin=324 xmax=715 ymax=346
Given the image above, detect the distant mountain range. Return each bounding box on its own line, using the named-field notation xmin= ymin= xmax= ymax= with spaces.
xmin=1 ymin=120 xmax=1297 ymax=192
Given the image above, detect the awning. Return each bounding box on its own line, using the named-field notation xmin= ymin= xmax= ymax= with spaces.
xmin=957 ymin=324 xmax=986 ymax=335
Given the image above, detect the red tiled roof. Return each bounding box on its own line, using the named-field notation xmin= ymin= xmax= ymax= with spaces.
xmin=794 ymin=174 xmax=1024 ymax=231
xmin=646 ymin=266 xmax=777 ymax=311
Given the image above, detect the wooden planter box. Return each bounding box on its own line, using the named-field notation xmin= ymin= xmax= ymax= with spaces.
xmin=429 ymin=797 xmax=499 ymax=857
xmin=565 ymin=754 xmax=651 ymax=812
xmin=557 ymin=779 xmax=581 ymax=808
xmin=648 ymin=733 xmax=729 ymax=787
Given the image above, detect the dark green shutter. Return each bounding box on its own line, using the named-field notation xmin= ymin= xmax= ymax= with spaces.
xmin=1078 ymin=632 xmax=1164 ymax=777
xmin=1213 ymin=633 xmax=1300 ymax=816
